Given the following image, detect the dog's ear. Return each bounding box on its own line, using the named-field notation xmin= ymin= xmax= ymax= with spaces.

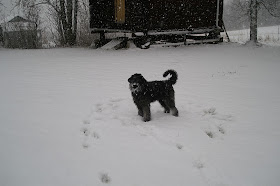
xmin=128 ymin=73 xmax=145 ymax=83
xmin=138 ymin=74 xmax=147 ymax=83
xmin=128 ymin=74 xmax=137 ymax=83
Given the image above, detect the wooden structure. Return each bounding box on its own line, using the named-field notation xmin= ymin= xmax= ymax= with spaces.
xmin=0 ymin=16 xmax=41 ymax=49
xmin=89 ymin=0 xmax=224 ymax=48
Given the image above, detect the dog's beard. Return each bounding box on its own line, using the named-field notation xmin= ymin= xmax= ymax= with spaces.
xmin=129 ymin=83 xmax=141 ymax=93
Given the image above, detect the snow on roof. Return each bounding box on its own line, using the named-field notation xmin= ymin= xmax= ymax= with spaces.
xmin=8 ymin=16 xmax=32 ymax=23
xmin=0 ymin=14 xmax=28 ymax=25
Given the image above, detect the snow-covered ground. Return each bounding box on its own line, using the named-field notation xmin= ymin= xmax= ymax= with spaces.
xmin=1 ymin=43 xmax=280 ymax=186
xmin=225 ymin=25 xmax=280 ymax=46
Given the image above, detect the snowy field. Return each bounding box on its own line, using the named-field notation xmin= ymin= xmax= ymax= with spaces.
xmin=225 ymin=25 xmax=280 ymax=46
xmin=1 ymin=43 xmax=280 ymax=186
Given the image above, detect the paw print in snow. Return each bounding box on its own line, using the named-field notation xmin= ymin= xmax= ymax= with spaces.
xmin=99 ymin=173 xmax=111 ymax=184
xmin=203 ymin=107 xmax=217 ymax=116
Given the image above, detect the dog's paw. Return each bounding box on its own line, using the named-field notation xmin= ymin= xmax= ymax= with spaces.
xmin=143 ymin=116 xmax=151 ymax=122
xmin=138 ymin=110 xmax=144 ymax=117
xmin=164 ymin=109 xmax=170 ymax=113
xmin=171 ymin=108 xmax=179 ymax=117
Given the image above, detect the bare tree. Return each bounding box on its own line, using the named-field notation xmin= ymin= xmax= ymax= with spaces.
xmin=20 ymin=0 xmax=41 ymax=26
xmin=16 ymin=0 xmax=79 ymax=46
xmin=45 ymin=2 xmax=64 ymax=45
xmin=249 ymin=0 xmax=258 ymax=44
xmin=228 ymin=0 xmax=280 ymax=45
xmin=0 ymin=0 xmax=4 ymax=16
xmin=249 ymin=0 xmax=279 ymax=45
xmin=0 ymin=0 xmax=3 ymax=43
xmin=20 ymin=0 xmax=42 ymax=48
xmin=259 ymin=0 xmax=280 ymax=17
xmin=76 ymin=0 xmax=92 ymax=46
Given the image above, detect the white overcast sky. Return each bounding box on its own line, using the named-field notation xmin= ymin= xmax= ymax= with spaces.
xmin=2 ymin=0 xmax=15 ymax=9
xmin=1 ymin=0 xmax=17 ymax=16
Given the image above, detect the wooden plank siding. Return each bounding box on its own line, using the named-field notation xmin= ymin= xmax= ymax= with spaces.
xmin=89 ymin=0 xmax=223 ymax=33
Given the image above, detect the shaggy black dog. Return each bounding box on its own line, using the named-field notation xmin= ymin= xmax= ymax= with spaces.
xmin=128 ymin=70 xmax=179 ymax=122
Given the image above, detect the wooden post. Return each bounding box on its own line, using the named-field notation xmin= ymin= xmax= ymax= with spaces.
xmin=216 ymin=0 xmax=220 ymax=27
xmin=183 ymin=34 xmax=187 ymax=45
xmin=278 ymin=25 xmax=280 ymax=41
xmin=115 ymin=0 xmax=125 ymax=23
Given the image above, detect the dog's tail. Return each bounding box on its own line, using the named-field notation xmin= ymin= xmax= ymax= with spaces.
xmin=163 ymin=70 xmax=178 ymax=85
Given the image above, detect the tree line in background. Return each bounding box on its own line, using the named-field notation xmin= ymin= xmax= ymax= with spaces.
xmin=225 ymin=0 xmax=280 ymax=30
xmin=224 ymin=0 xmax=280 ymax=44
xmin=12 ymin=0 xmax=92 ymax=47
xmin=1 ymin=0 xmax=280 ymax=47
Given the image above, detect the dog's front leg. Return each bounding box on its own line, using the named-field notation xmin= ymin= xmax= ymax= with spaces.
xmin=142 ymin=104 xmax=151 ymax=122
xmin=135 ymin=102 xmax=143 ymax=117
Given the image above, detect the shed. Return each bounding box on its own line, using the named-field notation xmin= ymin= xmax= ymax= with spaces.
xmin=0 ymin=15 xmax=41 ymax=49
xmin=89 ymin=0 xmax=224 ymax=48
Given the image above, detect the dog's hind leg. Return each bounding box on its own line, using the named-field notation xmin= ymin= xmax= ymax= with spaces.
xmin=165 ymin=99 xmax=179 ymax=117
xmin=142 ymin=104 xmax=151 ymax=122
xmin=171 ymin=107 xmax=179 ymax=117
xmin=159 ymin=100 xmax=170 ymax=113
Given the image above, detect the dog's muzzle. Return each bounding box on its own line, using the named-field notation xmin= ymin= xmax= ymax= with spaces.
xmin=129 ymin=83 xmax=140 ymax=93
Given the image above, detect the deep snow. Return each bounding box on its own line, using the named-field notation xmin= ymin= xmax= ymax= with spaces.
xmin=0 ymin=43 xmax=280 ymax=186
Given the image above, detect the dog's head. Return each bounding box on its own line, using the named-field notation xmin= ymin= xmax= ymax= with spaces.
xmin=128 ymin=73 xmax=147 ymax=93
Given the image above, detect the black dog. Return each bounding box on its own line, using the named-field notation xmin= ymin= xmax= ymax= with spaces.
xmin=128 ymin=70 xmax=179 ymax=122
